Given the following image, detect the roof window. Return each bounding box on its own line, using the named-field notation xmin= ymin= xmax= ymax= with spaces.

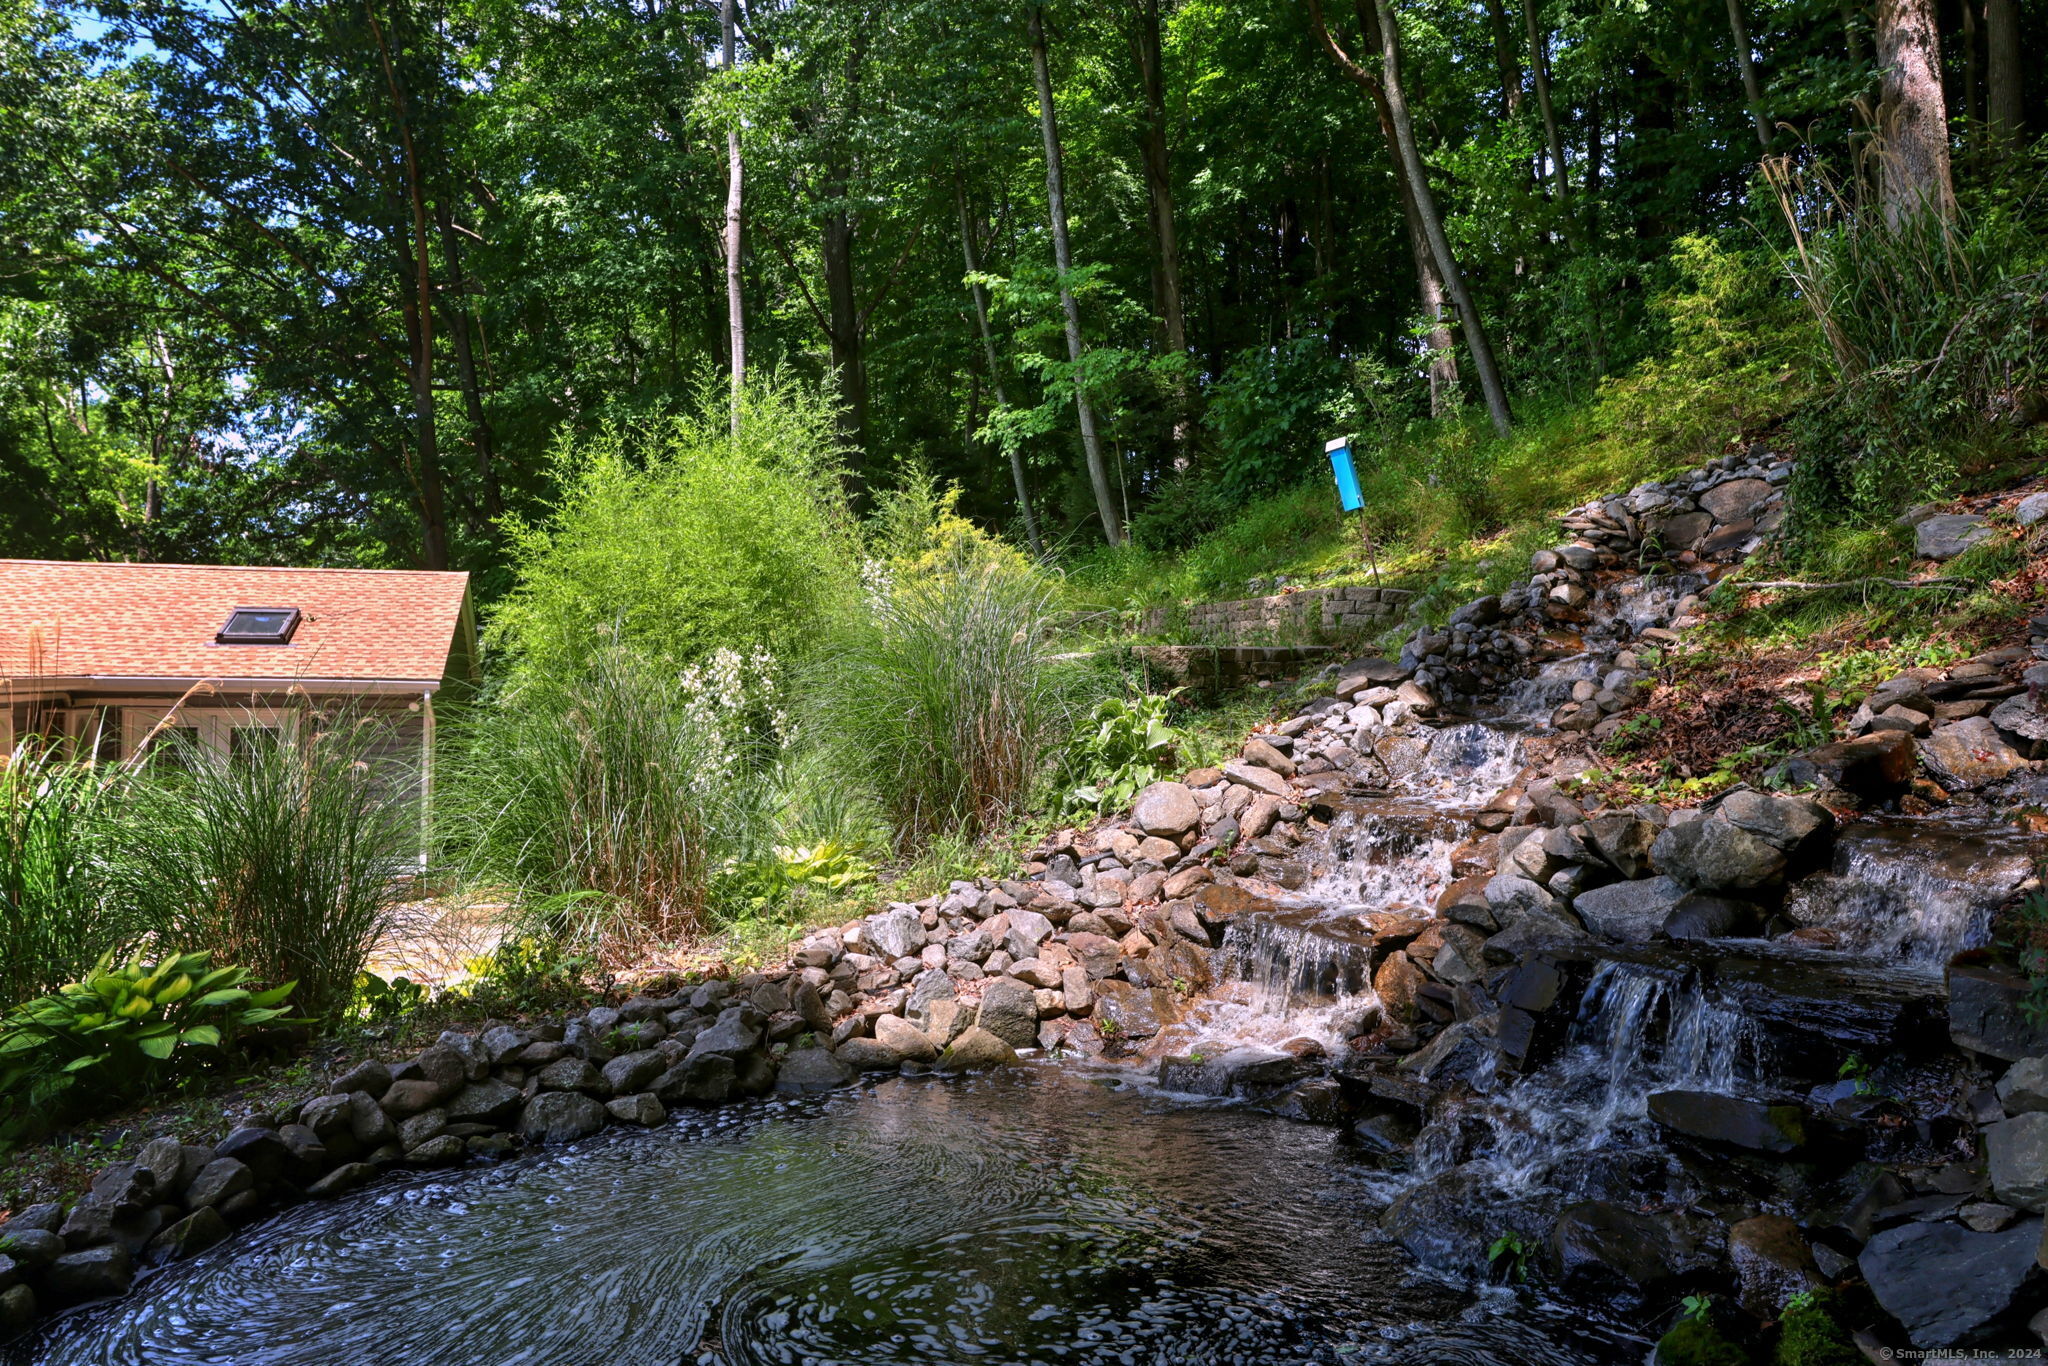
xmin=216 ymin=606 xmax=301 ymax=645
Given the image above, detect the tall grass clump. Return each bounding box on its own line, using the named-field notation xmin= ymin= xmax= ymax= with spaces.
xmin=0 ymin=742 xmax=131 ymax=1009
xmin=813 ymin=560 xmax=1083 ymax=853
xmin=443 ymin=641 xmax=780 ymax=960
xmin=113 ymin=715 xmax=420 ymax=1022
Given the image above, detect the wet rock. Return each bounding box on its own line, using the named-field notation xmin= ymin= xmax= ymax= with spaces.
xmin=404 ymin=1134 xmax=468 ymax=1167
xmin=1647 ymin=1089 xmax=1804 ymax=1153
xmin=834 ymin=1037 xmax=901 ymax=1072
xmin=0 ymin=1229 xmax=59 ymax=1272
xmin=0 ymin=1285 xmax=33 ymax=1341
xmin=653 ymin=1053 xmax=734 ymax=1105
xmin=444 ymin=1079 xmax=522 ymax=1129
xmin=936 ymin=1025 xmax=1017 ymax=1070
xmin=775 ymin=1046 xmax=857 ymax=1093
xmin=873 ymin=1013 xmax=939 ymax=1063
xmin=1715 ymin=789 xmax=1832 ymax=860
xmin=975 ymin=977 xmax=1041 ymax=1050
xmin=1480 ymin=909 xmax=1590 ymax=963
xmin=1919 ymin=717 xmax=2028 ymax=790
xmin=1090 ymin=980 xmax=1181 ymax=1040
xmin=1550 ymin=1201 xmax=1721 ymax=1301
xmin=1158 ymin=1048 xmax=1315 ymax=1098
xmin=1948 ymin=963 xmax=2048 ymax=1061
xmin=1859 ymin=1217 xmax=2044 ymax=1348
xmin=1397 ymin=1020 xmax=1492 ymax=1086
xmin=518 ymin=1091 xmax=607 ymax=1145
xmin=605 ymin=1093 xmax=666 ymax=1126
xmin=1987 ymin=1113 xmax=2048 ymax=1212
xmin=1727 ymin=1214 xmax=1821 ymax=1318
xmin=1651 ymin=816 xmax=1786 ymax=892
xmin=1132 ymin=781 xmax=1200 ymax=837
xmin=46 ymin=1245 xmax=132 ymax=1303
xmin=1572 ymin=876 xmax=1685 ymax=943
xmin=305 ymin=1164 xmax=377 ymax=1200
xmin=1915 ymin=513 xmax=1993 ymax=561
xmin=1998 ymin=1057 xmax=2048 ymax=1114
xmin=183 ymin=1157 xmax=254 ymax=1211
xmin=1661 ymin=892 xmax=1765 ymax=940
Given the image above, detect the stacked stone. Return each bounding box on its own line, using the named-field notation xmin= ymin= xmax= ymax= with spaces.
xmin=1174 ymin=584 xmax=1415 ymax=644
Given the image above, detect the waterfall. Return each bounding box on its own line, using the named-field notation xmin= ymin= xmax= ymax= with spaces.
xmin=1157 ymin=914 xmax=1380 ymax=1054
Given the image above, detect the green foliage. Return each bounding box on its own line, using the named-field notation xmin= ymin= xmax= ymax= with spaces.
xmin=811 ymin=559 xmax=1088 ymax=853
xmin=0 ymin=950 xmax=298 ymax=1139
xmin=1654 ymin=1316 xmax=1750 ymax=1366
xmin=489 ymin=371 xmax=860 ymax=681
xmin=1772 ymin=1288 xmax=1860 ymax=1366
xmin=352 ymin=971 xmax=426 ymax=1026
xmin=1059 ymin=692 xmax=1183 ymax=816
xmin=451 ymin=937 xmax=598 ymax=1016
xmin=443 ymin=641 xmax=780 ymax=961
xmin=112 ymin=715 xmax=419 ymax=1023
xmin=0 ymin=740 xmax=131 ymax=1010
xmin=1204 ymin=338 xmax=1347 ymax=498
xmin=2002 ymin=874 xmax=2048 ymax=1024
xmin=726 ymin=841 xmax=875 ymax=917
xmin=1486 ymin=1230 xmax=1532 ymax=1283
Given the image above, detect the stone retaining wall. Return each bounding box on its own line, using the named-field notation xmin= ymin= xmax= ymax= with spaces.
xmin=1139 ymin=584 xmax=1415 ymax=643
xmin=1129 ymin=644 xmax=1337 ymax=693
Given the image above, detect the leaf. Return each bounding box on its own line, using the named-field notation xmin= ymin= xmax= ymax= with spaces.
xmin=136 ymin=1034 xmax=178 ymax=1060
xmin=247 ymin=982 xmax=297 ymax=1009
xmin=62 ymin=1055 xmax=103 ymax=1073
xmin=153 ymin=974 xmax=195 ymax=1006
xmin=192 ymin=989 xmax=251 ymax=1009
xmin=179 ymin=1025 xmax=222 ymax=1048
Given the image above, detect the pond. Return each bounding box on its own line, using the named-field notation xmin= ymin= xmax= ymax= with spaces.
xmin=16 ymin=1066 xmax=1643 ymax=1366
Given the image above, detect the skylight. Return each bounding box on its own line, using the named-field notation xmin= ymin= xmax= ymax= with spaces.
xmin=216 ymin=607 xmax=301 ymax=645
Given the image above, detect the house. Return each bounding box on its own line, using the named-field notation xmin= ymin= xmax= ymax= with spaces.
xmin=0 ymin=559 xmax=478 ymax=791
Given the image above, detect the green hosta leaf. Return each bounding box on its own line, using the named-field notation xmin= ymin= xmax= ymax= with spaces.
xmin=117 ymin=994 xmax=156 ymax=1019
xmin=154 ymin=974 xmax=195 ymax=1006
xmin=136 ymin=1034 xmax=178 ymax=1060
xmin=179 ymin=1025 xmax=221 ymax=1048
xmin=62 ymin=1055 xmax=103 ymax=1073
xmin=238 ymin=1007 xmax=291 ymax=1026
xmin=247 ymin=982 xmax=297 ymax=1009
xmin=192 ymin=989 xmax=251 ymax=1009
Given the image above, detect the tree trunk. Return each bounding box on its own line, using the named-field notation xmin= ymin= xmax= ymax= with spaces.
xmin=1986 ymin=0 xmax=2022 ymax=148
xmin=1841 ymin=3 xmax=1865 ymax=65
xmin=820 ymin=205 xmax=868 ymax=463
xmin=1029 ymin=5 xmax=1122 ymax=546
xmin=722 ymin=0 xmax=746 ymax=432
xmin=1875 ymin=0 xmax=1956 ymax=225
xmin=433 ymin=197 xmax=503 ymax=523
xmin=1522 ymin=0 xmax=1570 ymax=204
xmin=1377 ymin=0 xmax=1512 ymax=436
xmin=1129 ymin=0 xmax=1190 ymax=457
xmin=957 ymin=179 xmax=1043 ymax=556
xmin=1725 ymin=0 xmax=1772 ymax=150
xmin=1480 ymin=0 xmax=1522 ymax=114
xmin=1961 ymin=0 xmax=1981 ymax=144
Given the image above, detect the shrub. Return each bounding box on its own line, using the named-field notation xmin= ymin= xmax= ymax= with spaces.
xmin=1204 ymin=337 xmax=1348 ymax=498
xmin=812 ymin=560 xmax=1085 ymax=852
xmin=113 ymin=714 xmax=420 ymax=1022
xmin=1058 ymin=692 xmax=1182 ymax=816
xmin=0 ymin=950 xmax=298 ymax=1141
xmin=443 ymin=641 xmax=780 ymax=960
xmin=489 ymin=369 xmax=860 ymax=680
xmin=0 ymin=741 xmax=131 ymax=1010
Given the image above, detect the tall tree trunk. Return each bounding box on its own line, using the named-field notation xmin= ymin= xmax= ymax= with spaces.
xmin=1875 ymin=0 xmax=1956 ymax=225
xmin=433 ymin=198 xmax=502 ymax=523
xmin=1725 ymin=0 xmax=1772 ymax=150
xmin=956 ymin=178 xmax=1042 ymax=556
xmin=1841 ymin=3 xmax=1865 ymax=65
xmin=1029 ymin=5 xmax=1122 ymax=546
xmin=1129 ymin=0 xmax=1190 ymax=458
xmin=1986 ymin=0 xmax=2022 ymax=149
xmin=1961 ymin=0 xmax=1981 ymax=145
xmin=722 ymin=0 xmax=746 ymax=433
xmin=820 ymin=205 xmax=868 ymax=464
xmin=1376 ymin=0 xmax=1512 ymax=436
xmin=368 ymin=2 xmax=450 ymax=571
xmin=1522 ymin=0 xmax=1570 ymax=204
xmin=1480 ymin=0 xmax=1522 ymax=115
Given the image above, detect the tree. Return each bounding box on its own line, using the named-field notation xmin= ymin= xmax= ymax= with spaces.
xmin=1725 ymin=0 xmax=1772 ymax=152
xmin=1122 ymin=0 xmax=1190 ymax=456
xmin=723 ymin=0 xmax=746 ymax=431
xmin=1986 ymin=0 xmax=2023 ymax=151
xmin=1874 ymin=0 xmax=1955 ymax=225
xmin=1029 ymin=5 xmax=1122 ymax=545
xmin=955 ymin=175 xmax=1043 ymax=555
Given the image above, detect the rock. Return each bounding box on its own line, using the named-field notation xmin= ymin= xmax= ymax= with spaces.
xmin=305 ymin=1164 xmax=378 ymax=1200
xmin=0 ymin=1229 xmax=60 ymax=1272
xmin=377 ymin=1079 xmax=448 ymax=1118
xmin=774 ymin=1046 xmax=855 ymax=1093
xmin=403 ymin=1134 xmax=468 ymax=1167
xmin=1949 ymin=963 xmax=2048 ymax=1061
xmin=873 ymin=1013 xmax=939 ymax=1063
xmin=834 ymin=1037 xmax=902 ymax=1072
xmin=1132 ymin=782 xmax=1200 ymax=838
xmin=349 ymin=1091 xmax=396 ymax=1148
xmin=1647 ymin=1089 xmax=1804 ymax=1153
xmin=1661 ymin=893 xmax=1765 ymax=940
xmin=1241 ymin=737 xmax=1296 ymax=778
xmin=1796 ymin=730 xmax=1917 ymax=800
xmin=1990 ymin=694 xmax=2048 ymax=759
xmin=1919 ymin=717 xmax=2028 ymax=790
xmin=605 ymin=1093 xmax=666 ymax=1126
xmin=397 ymin=1109 xmax=447 ymax=1151
xmin=46 ymin=1245 xmax=132 ymax=1302
xmin=211 ymin=1126 xmax=290 ymax=1184
xmin=0 ymin=1284 xmax=33 ymax=1340
xmin=518 ymin=1091 xmax=607 ymax=1145
xmin=1715 ymin=789 xmax=1832 ymax=857
xmin=653 ymin=1053 xmax=735 ymax=1105
xmin=975 ymin=977 xmax=1041 ymax=1051
xmin=1484 ymin=873 xmax=1561 ymax=922
xmin=1158 ymin=1048 xmax=1317 ymax=1098
xmin=1089 ymin=979 xmax=1181 ymax=1040
xmin=1651 ymin=816 xmax=1786 ymax=891
xmin=183 ymin=1157 xmax=254 ymax=1211
xmin=444 ymin=1079 xmax=523 ymax=1129
xmin=2017 ymin=491 xmax=2048 ymax=527
xmin=1572 ymin=876 xmax=1685 ymax=943
xmin=1583 ymin=814 xmax=1658 ymax=880
xmin=1915 ymin=513 xmax=1993 ymax=561
xmin=686 ymin=1007 xmax=762 ymax=1059
xmin=1988 ymin=1113 xmax=2048 ymax=1212
xmin=936 ymin=1025 xmax=1017 ymax=1070
xmin=1999 ymin=1057 xmax=2048 ymax=1115
xmin=865 ymin=904 xmax=926 ymax=960
xmin=1699 ymin=477 xmax=1772 ymax=523
xmin=1550 ymin=1201 xmax=1720 ymax=1300
xmin=1221 ymin=762 xmax=1291 ymax=800
xmin=905 ymin=967 xmax=956 ymax=1016
xmin=329 ymin=1058 xmax=391 ymax=1098
xmin=1727 ymin=1214 xmax=1820 ymax=1318
xmin=1002 ymin=908 xmax=1054 ymax=961
xmin=601 ymin=1050 xmax=668 ymax=1096
xmin=1859 ymin=1218 xmax=2044 ymax=1348
xmin=536 ymin=1057 xmax=609 ymax=1096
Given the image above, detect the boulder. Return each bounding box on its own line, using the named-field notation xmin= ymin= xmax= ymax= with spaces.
xmin=1131 ymin=782 xmax=1200 ymax=838
xmin=1661 ymin=893 xmax=1765 ymax=941
xmin=1647 ymin=1089 xmax=1804 ymax=1153
xmin=1221 ymin=762 xmax=1291 ymax=800
xmin=775 ymin=1047 xmax=857 ymax=1094
xmin=1990 ymin=694 xmax=2048 ymax=759
xmin=1987 ymin=1113 xmax=2048 ymax=1212
xmin=1859 ymin=1218 xmax=2043 ymax=1348
xmin=46 ymin=1245 xmax=132 ymax=1303
xmin=1699 ymin=477 xmax=1772 ymax=524
xmin=975 ymin=977 xmax=1041 ymax=1050
xmin=685 ymin=1007 xmax=762 ymax=1059
xmin=444 ymin=1079 xmax=523 ymax=1129
xmin=1714 ymin=790 xmax=1832 ymax=858
xmin=834 ymin=1037 xmax=902 ymax=1072
xmin=1157 ymin=1048 xmax=1316 ymax=1099
xmin=183 ymin=1157 xmax=253 ymax=1211
xmin=1089 ymin=980 xmax=1181 ymax=1040
xmin=1794 ymin=730 xmax=1917 ymax=801
xmin=1915 ymin=513 xmax=1993 ymax=561
xmin=600 ymin=1050 xmax=668 ymax=1096
xmin=1583 ymin=814 xmax=1658 ymax=880
xmin=1949 ymin=963 xmax=2048 ymax=1061
xmin=1998 ymin=1056 xmax=2048 ymax=1115
xmin=211 ymin=1126 xmax=290 ymax=1184
xmin=605 ymin=1093 xmax=666 ymax=1126
xmin=653 ymin=1053 xmax=735 ymax=1105
xmin=936 ymin=1025 xmax=1017 ymax=1070
xmin=518 ymin=1091 xmax=607 ymax=1145
xmin=1241 ymin=737 xmax=1296 ymax=778
xmin=1650 ymin=817 xmax=1786 ymax=891
xmin=864 ymin=904 xmax=926 ymax=960
xmin=1919 ymin=717 xmax=2028 ymax=790
xmin=2017 ymin=491 xmax=2048 ymax=527
xmin=147 ymin=1206 xmax=229 ymax=1260
xmin=873 ymin=1013 xmax=939 ymax=1063
xmin=1550 ymin=1201 xmax=1721 ymax=1301
xmin=1572 ymin=876 xmax=1685 ymax=943
xmin=1726 ymin=1214 xmax=1821 ymax=1319
xmin=1002 ymin=908 xmax=1054 ymax=961
xmin=305 ymin=1164 xmax=378 ymax=1200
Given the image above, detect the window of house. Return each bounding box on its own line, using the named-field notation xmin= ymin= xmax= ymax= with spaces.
xmin=216 ymin=607 xmax=301 ymax=645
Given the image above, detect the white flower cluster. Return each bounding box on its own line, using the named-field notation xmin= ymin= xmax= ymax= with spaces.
xmin=674 ymin=646 xmax=788 ymax=786
xmin=859 ymin=557 xmax=895 ymax=612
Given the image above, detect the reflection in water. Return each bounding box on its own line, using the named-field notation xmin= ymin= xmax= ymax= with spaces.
xmin=17 ymin=1067 xmax=1642 ymax=1366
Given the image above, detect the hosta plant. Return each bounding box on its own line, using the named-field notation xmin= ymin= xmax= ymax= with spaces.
xmin=0 ymin=950 xmax=300 ymax=1138
xmin=1060 ymin=691 xmax=1183 ymax=816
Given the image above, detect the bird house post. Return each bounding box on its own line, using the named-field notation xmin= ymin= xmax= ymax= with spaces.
xmin=1325 ymin=435 xmax=1380 ymax=586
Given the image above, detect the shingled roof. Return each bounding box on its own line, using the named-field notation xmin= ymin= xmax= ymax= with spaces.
xmin=0 ymin=560 xmax=474 ymax=688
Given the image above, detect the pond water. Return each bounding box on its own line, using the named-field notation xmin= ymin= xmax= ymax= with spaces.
xmin=16 ymin=1066 xmax=1643 ymax=1366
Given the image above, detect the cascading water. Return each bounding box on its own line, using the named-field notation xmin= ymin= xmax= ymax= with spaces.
xmin=1156 ymin=913 xmax=1381 ymax=1054
xmin=1594 ymin=572 xmax=1706 ymax=637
